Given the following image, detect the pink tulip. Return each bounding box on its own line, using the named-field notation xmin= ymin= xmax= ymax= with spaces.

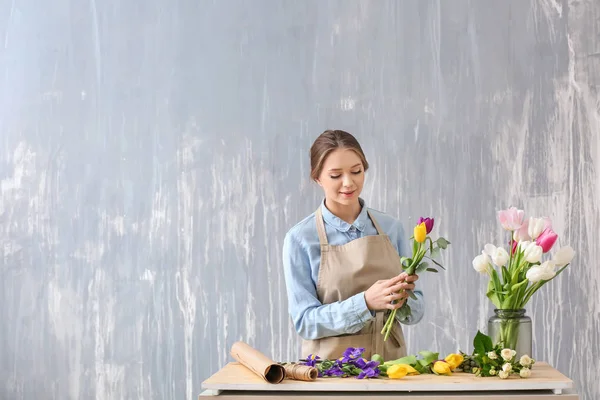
xmin=497 ymin=207 xmax=524 ymax=231
xmin=511 ymin=239 xmax=518 ymax=255
xmin=536 ymin=228 xmax=558 ymax=253
xmin=513 ymin=219 xmax=531 ymax=242
xmin=418 ymin=217 xmax=435 ymax=234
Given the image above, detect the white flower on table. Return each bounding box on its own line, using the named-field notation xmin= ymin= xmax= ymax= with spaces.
xmin=487 ymin=351 xmax=498 ymax=360
xmin=520 ymin=368 xmax=531 ymax=378
xmin=502 ymin=363 xmax=512 ymax=373
xmin=501 ymin=348 xmax=516 ymax=361
xmin=498 ymin=370 xmax=509 ymax=379
xmin=519 ymin=355 xmax=532 ymax=367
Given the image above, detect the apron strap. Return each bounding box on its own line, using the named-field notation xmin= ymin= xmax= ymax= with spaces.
xmin=315 ymin=207 xmax=329 ymax=245
xmin=366 ymin=210 xmax=386 ymax=235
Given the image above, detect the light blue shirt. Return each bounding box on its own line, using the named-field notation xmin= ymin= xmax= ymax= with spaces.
xmin=282 ymin=198 xmax=425 ymax=340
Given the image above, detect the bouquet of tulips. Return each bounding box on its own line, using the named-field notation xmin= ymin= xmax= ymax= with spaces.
xmin=381 ymin=217 xmax=451 ymax=341
xmin=472 ymin=207 xmax=575 ymax=350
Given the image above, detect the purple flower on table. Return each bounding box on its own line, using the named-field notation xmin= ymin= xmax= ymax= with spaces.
xmin=338 ymin=347 xmax=365 ymax=363
xmin=357 ymin=367 xmax=380 ymax=379
xmin=323 ymin=365 xmax=344 ymax=377
xmin=304 ymin=354 xmax=320 ymax=367
xmin=354 ymin=358 xmax=380 ymax=370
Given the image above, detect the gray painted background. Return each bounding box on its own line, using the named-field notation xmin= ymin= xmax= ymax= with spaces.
xmin=1 ymin=1 xmax=598 ymax=399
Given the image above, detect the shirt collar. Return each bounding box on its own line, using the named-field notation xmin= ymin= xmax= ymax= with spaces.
xmin=320 ymin=197 xmax=369 ymax=232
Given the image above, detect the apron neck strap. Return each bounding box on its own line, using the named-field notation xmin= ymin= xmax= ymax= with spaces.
xmin=367 ymin=210 xmax=386 ymax=235
xmin=315 ymin=207 xmax=329 ymax=245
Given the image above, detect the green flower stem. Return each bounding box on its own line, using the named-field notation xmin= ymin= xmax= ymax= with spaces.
xmin=498 ymin=318 xmax=519 ymax=351
xmin=381 ymin=242 xmax=425 ymax=340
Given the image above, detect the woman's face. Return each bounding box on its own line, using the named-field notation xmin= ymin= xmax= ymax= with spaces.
xmin=316 ymin=148 xmax=365 ymax=206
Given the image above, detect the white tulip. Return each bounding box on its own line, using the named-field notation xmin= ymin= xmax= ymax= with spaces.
xmin=552 ymin=246 xmax=575 ymax=267
xmin=526 ymin=260 xmax=556 ymax=283
xmin=484 ymin=244 xmax=497 ymax=257
xmin=517 ymin=240 xmax=531 ymax=251
xmin=520 ymin=368 xmax=531 ymax=378
xmin=522 ymin=242 xmax=543 ymax=264
xmin=528 ymin=217 xmax=550 ymax=240
xmin=472 ymin=253 xmax=490 ymax=274
xmin=492 ymin=247 xmax=510 ymax=267
xmin=498 ymin=370 xmax=509 ymax=379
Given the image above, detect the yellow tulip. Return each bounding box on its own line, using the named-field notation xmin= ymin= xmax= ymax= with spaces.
xmin=432 ymin=361 xmax=452 ymax=375
xmin=444 ymin=354 xmax=464 ymax=371
xmin=414 ymin=222 xmax=427 ymax=243
xmin=387 ymin=364 xmax=419 ymax=379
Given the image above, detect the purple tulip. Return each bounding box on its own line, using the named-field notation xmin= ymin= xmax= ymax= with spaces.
xmin=418 ymin=217 xmax=435 ymax=234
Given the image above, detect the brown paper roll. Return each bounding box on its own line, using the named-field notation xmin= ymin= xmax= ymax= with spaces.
xmin=230 ymin=341 xmax=285 ymax=384
xmin=283 ymin=363 xmax=318 ymax=381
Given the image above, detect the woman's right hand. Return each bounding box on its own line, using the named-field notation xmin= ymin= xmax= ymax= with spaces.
xmin=364 ymin=274 xmax=412 ymax=311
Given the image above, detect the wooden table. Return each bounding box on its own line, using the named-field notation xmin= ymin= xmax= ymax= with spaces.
xmin=199 ymin=361 xmax=579 ymax=399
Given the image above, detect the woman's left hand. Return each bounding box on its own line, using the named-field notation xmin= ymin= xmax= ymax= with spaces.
xmin=398 ymin=272 xmax=418 ymax=292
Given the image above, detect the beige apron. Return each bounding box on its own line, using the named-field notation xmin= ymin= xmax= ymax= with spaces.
xmin=300 ymin=207 xmax=407 ymax=361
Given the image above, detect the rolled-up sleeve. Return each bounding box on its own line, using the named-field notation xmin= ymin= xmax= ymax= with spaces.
xmin=282 ymin=232 xmax=373 ymax=340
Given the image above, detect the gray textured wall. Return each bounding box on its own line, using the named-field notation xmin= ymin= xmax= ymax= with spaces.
xmin=1 ymin=1 xmax=598 ymax=399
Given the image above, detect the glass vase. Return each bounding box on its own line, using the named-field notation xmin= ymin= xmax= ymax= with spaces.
xmin=487 ymin=309 xmax=532 ymax=359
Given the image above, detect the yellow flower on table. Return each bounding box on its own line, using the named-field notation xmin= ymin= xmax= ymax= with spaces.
xmin=444 ymin=353 xmax=464 ymax=371
xmin=433 ymin=361 xmax=452 ymax=375
xmin=387 ymin=364 xmax=419 ymax=379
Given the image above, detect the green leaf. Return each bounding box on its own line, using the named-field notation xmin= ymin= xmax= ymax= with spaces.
xmin=426 ymin=268 xmax=438 ymax=273
xmin=436 ymin=237 xmax=450 ymax=249
xmin=406 ymin=289 xmax=418 ymax=300
xmin=430 ymin=247 xmax=441 ymax=260
xmin=414 ymin=363 xmax=427 ymax=374
xmin=400 ymin=257 xmax=411 ymax=267
xmin=473 ymin=330 xmax=494 ymax=355
xmin=415 ymin=262 xmax=429 ymax=274
xmin=430 ymin=258 xmax=446 ymax=270
xmin=418 ymin=350 xmax=439 ymax=365
xmin=384 ymin=355 xmax=417 ymax=366
xmin=396 ymin=303 xmax=412 ymax=320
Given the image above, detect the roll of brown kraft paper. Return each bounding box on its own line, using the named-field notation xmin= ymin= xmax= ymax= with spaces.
xmin=230 ymin=341 xmax=285 ymax=384
xmin=283 ymin=363 xmax=319 ymax=381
